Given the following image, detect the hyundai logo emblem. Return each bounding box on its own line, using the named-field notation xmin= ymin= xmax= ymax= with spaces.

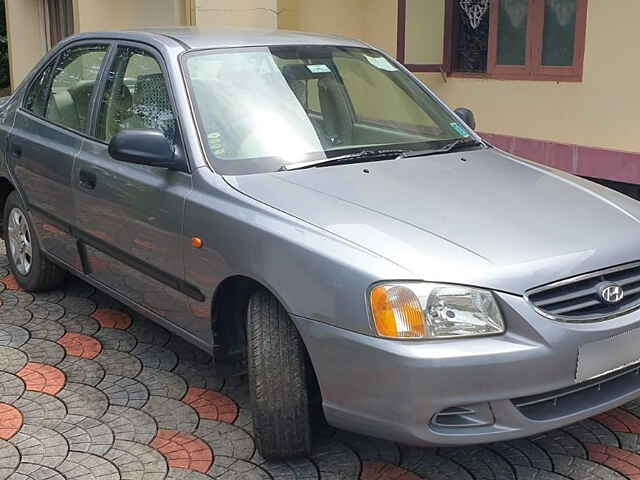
xmin=598 ymin=283 xmax=624 ymax=304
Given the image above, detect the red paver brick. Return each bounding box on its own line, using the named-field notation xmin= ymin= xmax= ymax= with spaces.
xmin=151 ymin=429 xmax=213 ymax=473
xmin=57 ymin=332 xmax=102 ymax=359
xmin=182 ymin=387 xmax=238 ymax=423
xmin=0 ymin=403 xmax=23 ymax=440
xmin=595 ymin=408 xmax=640 ymax=434
xmin=17 ymin=362 xmax=66 ymax=395
xmin=587 ymin=443 xmax=640 ymax=479
xmin=91 ymin=309 xmax=132 ymax=329
xmin=360 ymin=461 xmax=422 ymax=480
xmin=2 ymin=274 xmax=22 ymax=291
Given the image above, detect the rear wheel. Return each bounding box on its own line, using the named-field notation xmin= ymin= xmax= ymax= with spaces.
xmin=247 ymin=289 xmax=312 ymax=459
xmin=3 ymin=191 xmax=65 ymax=291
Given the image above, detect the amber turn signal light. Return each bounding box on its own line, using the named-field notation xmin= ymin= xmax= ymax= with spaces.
xmin=370 ymin=285 xmax=425 ymax=338
xmin=191 ymin=237 xmax=203 ymax=249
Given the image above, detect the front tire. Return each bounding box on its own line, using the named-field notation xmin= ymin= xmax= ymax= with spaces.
xmin=3 ymin=191 xmax=65 ymax=291
xmin=247 ymin=289 xmax=312 ymax=459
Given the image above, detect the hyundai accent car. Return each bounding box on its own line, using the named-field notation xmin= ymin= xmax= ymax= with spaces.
xmin=1 ymin=28 xmax=640 ymax=459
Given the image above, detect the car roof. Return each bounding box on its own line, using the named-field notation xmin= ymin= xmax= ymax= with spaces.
xmin=72 ymin=27 xmax=370 ymax=51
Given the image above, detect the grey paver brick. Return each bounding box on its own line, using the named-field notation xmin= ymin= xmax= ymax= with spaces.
xmin=94 ymin=350 xmax=143 ymax=377
xmin=94 ymin=328 xmax=137 ymax=353
xmin=13 ymin=391 xmax=67 ymax=429
xmin=104 ymin=439 xmax=168 ymax=480
xmin=57 ymin=356 xmax=106 ymax=386
xmin=21 ymin=339 xmax=65 ymax=366
xmin=131 ymin=343 xmax=178 ymax=371
xmin=0 ymin=439 xmax=20 ymax=480
xmin=96 ymin=374 xmax=149 ymax=408
xmin=58 ymin=383 xmax=109 ymax=419
xmin=142 ymin=396 xmax=198 ymax=433
xmin=136 ymin=367 xmax=187 ymax=399
xmin=52 ymin=414 xmax=115 ymax=455
xmin=194 ymin=420 xmax=255 ymax=460
xmin=0 ymin=371 xmax=25 ymax=404
xmin=8 ymin=424 xmax=69 ymax=468
xmin=0 ymin=324 xmax=29 ymax=348
xmin=101 ymin=405 xmax=158 ymax=444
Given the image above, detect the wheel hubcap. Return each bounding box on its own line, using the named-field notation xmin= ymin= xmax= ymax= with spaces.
xmin=7 ymin=207 xmax=32 ymax=276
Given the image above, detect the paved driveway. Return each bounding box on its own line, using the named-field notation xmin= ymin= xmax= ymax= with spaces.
xmin=0 ymin=247 xmax=638 ymax=479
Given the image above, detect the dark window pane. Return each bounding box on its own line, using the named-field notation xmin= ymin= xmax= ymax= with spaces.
xmin=45 ymin=45 xmax=107 ymax=131
xmin=453 ymin=4 xmax=490 ymax=73
xmin=542 ymin=0 xmax=577 ymax=66
xmin=96 ymin=47 xmax=177 ymax=144
xmin=497 ymin=0 xmax=528 ymax=65
xmin=24 ymin=63 xmax=54 ymax=116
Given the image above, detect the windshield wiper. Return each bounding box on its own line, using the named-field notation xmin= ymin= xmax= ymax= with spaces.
xmin=280 ymin=148 xmax=407 ymax=171
xmin=399 ymin=139 xmax=483 ymax=159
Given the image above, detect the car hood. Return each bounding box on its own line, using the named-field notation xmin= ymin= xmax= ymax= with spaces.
xmin=225 ymin=148 xmax=640 ymax=294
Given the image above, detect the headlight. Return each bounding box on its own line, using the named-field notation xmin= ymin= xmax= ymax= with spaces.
xmin=369 ymin=282 xmax=504 ymax=339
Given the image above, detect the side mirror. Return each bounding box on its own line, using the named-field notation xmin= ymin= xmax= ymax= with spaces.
xmin=454 ymin=107 xmax=476 ymax=130
xmin=108 ymin=129 xmax=182 ymax=170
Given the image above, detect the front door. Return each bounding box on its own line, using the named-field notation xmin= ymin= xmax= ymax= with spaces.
xmin=10 ymin=43 xmax=109 ymax=269
xmin=73 ymin=44 xmax=195 ymax=328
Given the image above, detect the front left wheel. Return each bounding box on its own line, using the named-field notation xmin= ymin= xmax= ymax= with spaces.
xmin=3 ymin=191 xmax=65 ymax=291
xmin=247 ymin=289 xmax=312 ymax=459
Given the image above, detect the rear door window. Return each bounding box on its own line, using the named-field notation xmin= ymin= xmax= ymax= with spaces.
xmin=44 ymin=45 xmax=109 ymax=132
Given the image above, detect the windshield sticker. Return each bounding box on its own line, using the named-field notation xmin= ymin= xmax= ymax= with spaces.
xmin=307 ymin=64 xmax=331 ymax=73
xmin=450 ymin=122 xmax=471 ymax=138
xmin=207 ymin=132 xmax=226 ymax=156
xmin=364 ymin=55 xmax=398 ymax=72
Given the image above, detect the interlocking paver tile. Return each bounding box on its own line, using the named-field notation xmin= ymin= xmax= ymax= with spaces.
xmin=0 ymin=404 xmax=22 ymax=440
xmin=0 ymin=371 xmax=26 ymax=403
xmin=182 ymin=388 xmax=238 ymax=423
xmin=57 ymin=333 xmax=102 ymax=359
xmin=8 ymin=424 xmax=68 ymax=468
xmin=151 ymin=430 xmax=214 ymax=473
xmin=91 ymin=309 xmax=132 ymax=330
xmin=16 ymin=363 xmax=65 ymax=396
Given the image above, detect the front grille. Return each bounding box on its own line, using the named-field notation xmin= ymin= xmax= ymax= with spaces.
xmin=525 ymin=262 xmax=640 ymax=322
xmin=513 ymin=363 xmax=640 ymax=421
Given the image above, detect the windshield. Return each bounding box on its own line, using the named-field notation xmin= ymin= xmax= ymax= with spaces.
xmin=183 ymin=45 xmax=475 ymax=174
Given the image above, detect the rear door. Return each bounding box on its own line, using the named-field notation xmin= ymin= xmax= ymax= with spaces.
xmin=73 ymin=43 xmax=197 ymax=330
xmin=10 ymin=42 xmax=110 ymax=268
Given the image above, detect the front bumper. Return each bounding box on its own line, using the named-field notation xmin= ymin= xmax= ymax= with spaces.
xmin=292 ymin=291 xmax=640 ymax=446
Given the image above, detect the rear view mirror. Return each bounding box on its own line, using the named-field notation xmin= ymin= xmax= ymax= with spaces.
xmin=109 ymin=129 xmax=182 ymax=170
xmin=454 ymin=108 xmax=476 ymax=130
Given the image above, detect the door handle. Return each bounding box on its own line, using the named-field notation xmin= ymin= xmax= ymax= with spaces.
xmin=78 ymin=170 xmax=97 ymax=190
xmin=10 ymin=144 xmax=22 ymax=159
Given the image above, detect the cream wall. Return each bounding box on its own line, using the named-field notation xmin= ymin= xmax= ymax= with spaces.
xmin=282 ymin=0 xmax=640 ymax=154
xmin=73 ymin=0 xmax=187 ymax=32
xmin=405 ymin=0 xmax=444 ymax=65
xmin=5 ymin=0 xmax=47 ymax=90
xmin=192 ymin=0 xmax=278 ymax=29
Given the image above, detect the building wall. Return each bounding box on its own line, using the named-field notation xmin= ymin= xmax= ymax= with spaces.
xmin=192 ymin=0 xmax=278 ymax=29
xmin=5 ymin=0 xmax=47 ymax=90
xmin=424 ymin=0 xmax=640 ymax=155
xmin=73 ymin=0 xmax=187 ymax=32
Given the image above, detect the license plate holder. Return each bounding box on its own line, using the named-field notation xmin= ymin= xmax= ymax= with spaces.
xmin=577 ymin=328 xmax=640 ymax=382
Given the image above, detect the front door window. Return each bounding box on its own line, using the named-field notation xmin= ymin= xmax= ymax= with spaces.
xmin=96 ymin=47 xmax=178 ymax=144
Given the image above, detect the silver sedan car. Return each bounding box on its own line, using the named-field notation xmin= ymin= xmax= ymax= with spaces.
xmin=1 ymin=27 xmax=640 ymax=459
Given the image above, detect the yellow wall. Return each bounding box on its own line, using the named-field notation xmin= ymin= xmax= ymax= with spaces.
xmin=193 ymin=0 xmax=278 ymax=29
xmin=73 ymin=0 xmax=187 ymax=32
xmin=282 ymin=0 xmax=640 ymax=154
xmin=405 ymin=0 xmax=444 ymax=65
xmin=5 ymin=0 xmax=47 ymax=90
